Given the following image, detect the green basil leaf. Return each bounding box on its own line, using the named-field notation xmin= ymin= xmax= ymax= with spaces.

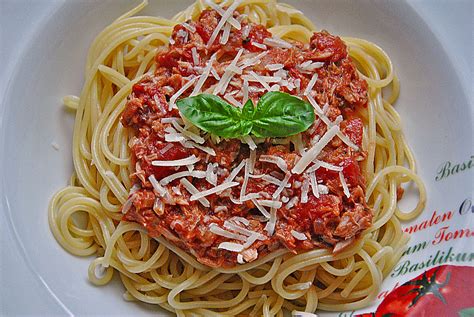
xmin=251 ymin=91 xmax=315 ymax=138
xmin=241 ymin=99 xmax=255 ymax=120
xmin=176 ymin=94 xmax=246 ymax=138
xmin=176 ymin=91 xmax=315 ymax=139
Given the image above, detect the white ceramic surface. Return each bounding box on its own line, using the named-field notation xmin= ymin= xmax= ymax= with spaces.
xmin=1 ymin=1 xmax=472 ymax=316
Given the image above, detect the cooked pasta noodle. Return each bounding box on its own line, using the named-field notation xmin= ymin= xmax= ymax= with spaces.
xmin=49 ymin=0 xmax=426 ymax=315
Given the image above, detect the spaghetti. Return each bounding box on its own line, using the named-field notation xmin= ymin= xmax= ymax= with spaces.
xmin=49 ymin=1 xmax=426 ymax=315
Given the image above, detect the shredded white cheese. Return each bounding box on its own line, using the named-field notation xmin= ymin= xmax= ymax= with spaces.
xmin=263 ymin=37 xmax=292 ymax=49
xmin=205 ymin=163 xmax=218 ymax=186
xmin=242 ymin=135 xmax=257 ymax=150
xmin=182 ymin=22 xmax=196 ymax=33
xmin=242 ymin=232 xmax=260 ymax=249
xmin=272 ymin=173 xmax=291 ymax=199
xmin=225 ymin=159 xmax=246 ymax=183
xmin=224 ymin=220 xmax=266 ymax=240
xmin=224 ymin=93 xmax=243 ymax=108
xmin=159 ymin=170 xmax=207 ymax=185
xmin=190 ymin=182 xmax=239 ymax=201
xmin=182 ymin=141 xmax=216 ymax=156
xmin=180 ymin=178 xmax=210 ymax=207
xmin=265 ymin=63 xmax=285 ymax=71
xmin=309 ymin=171 xmax=319 ymax=198
xmin=248 ymin=149 xmax=256 ymax=174
xmin=171 ymin=120 xmax=205 ymax=144
xmin=291 ymin=230 xmax=308 ymax=241
xmin=301 ymin=176 xmax=309 ymax=203
xmin=204 ymin=0 xmax=241 ymax=30
xmin=159 ymin=143 xmax=174 ymax=155
xmin=191 ymin=47 xmax=200 ymax=65
xmin=251 ymin=199 xmax=271 ymax=218
xmin=151 ymin=154 xmax=200 ymax=167
xmin=214 ymin=48 xmax=244 ymax=94
xmin=264 ymin=207 xmax=277 ymax=235
xmin=210 ymin=223 xmax=247 ymax=241
xmin=256 ymin=200 xmax=283 ymax=209
xmin=303 ymin=73 xmax=319 ymax=96
xmin=339 ymin=172 xmax=350 ymax=198
xmin=220 ymin=22 xmax=232 ymax=45
xmin=148 ymin=175 xmax=168 ymax=197
xmin=292 ymin=126 xmax=340 ymax=174
xmin=245 ymin=71 xmax=272 ymax=91
xmin=240 ymin=157 xmax=251 ymax=201
xmin=207 ymin=0 xmax=242 ymax=48
xmin=286 ymin=196 xmax=299 ymax=209
xmin=251 ymin=41 xmax=267 ymax=50
xmin=259 ymin=155 xmax=288 ymax=172
xmin=169 ymin=76 xmax=198 ymax=110
xmin=218 ymin=242 xmax=244 ymax=252
xmin=191 ymin=53 xmax=217 ymax=96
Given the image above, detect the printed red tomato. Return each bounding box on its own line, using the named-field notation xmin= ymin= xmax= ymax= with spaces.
xmin=358 ymin=265 xmax=474 ymax=317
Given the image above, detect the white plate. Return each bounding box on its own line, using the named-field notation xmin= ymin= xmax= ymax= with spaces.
xmin=1 ymin=0 xmax=472 ymax=316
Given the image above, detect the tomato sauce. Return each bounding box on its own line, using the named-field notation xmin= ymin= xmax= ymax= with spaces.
xmin=120 ymin=9 xmax=371 ymax=268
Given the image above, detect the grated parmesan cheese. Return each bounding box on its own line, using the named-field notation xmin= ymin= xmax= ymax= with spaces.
xmin=242 ymin=135 xmax=257 ymax=150
xmin=272 ymin=173 xmax=291 ymax=199
xmin=251 ymin=41 xmax=267 ymax=50
xmin=291 ymin=230 xmax=308 ymax=241
xmin=264 ymin=207 xmax=277 ymax=235
xmin=224 ymin=93 xmax=243 ymax=108
xmin=210 ymin=223 xmax=247 ymax=241
xmin=149 ymin=175 xmax=168 ymax=197
xmin=263 ymin=37 xmax=292 ymax=49
xmin=259 ymin=155 xmax=288 ymax=172
xmin=265 ymin=63 xmax=285 ymax=71
xmin=152 ymin=154 xmax=200 ymax=167
xmin=256 ymin=200 xmax=282 ymax=209
xmin=205 ymin=163 xmax=218 ymax=186
xmin=292 ymin=126 xmax=340 ymax=174
xmin=180 ymin=178 xmax=210 ymax=207
xmin=339 ymin=172 xmax=350 ymax=198
xmin=251 ymin=199 xmax=271 ymax=218
xmin=181 ymin=22 xmax=196 ymax=33
xmin=191 ymin=47 xmax=200 ymax=65
xmin=303 ymin=73 xmax=319 ymax=96
xmin=204 ymin=0 xmax=241 ymax=30
xmin=169 ymin=76 xmax=198 ymax=110
xmin=159 ymin=170 xmax=206 ymax=185
xmin=190 ymin=182 xmax=239 ymax=201
xmin=218 ymin=242 xmax=244 ymax=252
xmin=286 ymin=196 xmax=299 ymax=209
xmin=224 ymin=159 xmax=246 ymax=183
xmin=220 ymin=22 xmax=232 ymax=45
xmin=191 ymin=53 xmax=217 ymax=96
xmin=159 ymin=143 xmax=174 ymax=155
xmin=309 ymin=171 xmax=319 ymax=198
xmin=207 ymin=0 xmax=242 ymax=48
xmin=224 ymin=220 xmax=266 ymax=240
xmin=301 ymin=176 xmax=309 ymax=203
xmin=182 ymin=140 xmax=216 ymax=156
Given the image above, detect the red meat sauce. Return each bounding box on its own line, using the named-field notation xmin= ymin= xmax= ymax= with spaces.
xmin=120 ymin=9 xmax=371 ymax=268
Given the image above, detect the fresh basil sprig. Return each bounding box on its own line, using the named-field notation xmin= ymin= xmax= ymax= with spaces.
xmin=176 ymin=91 xmax=315 ymax=138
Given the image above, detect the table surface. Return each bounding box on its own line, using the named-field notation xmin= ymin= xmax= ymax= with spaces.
xmin=0 ymin=1 xmax=472 ymax=315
